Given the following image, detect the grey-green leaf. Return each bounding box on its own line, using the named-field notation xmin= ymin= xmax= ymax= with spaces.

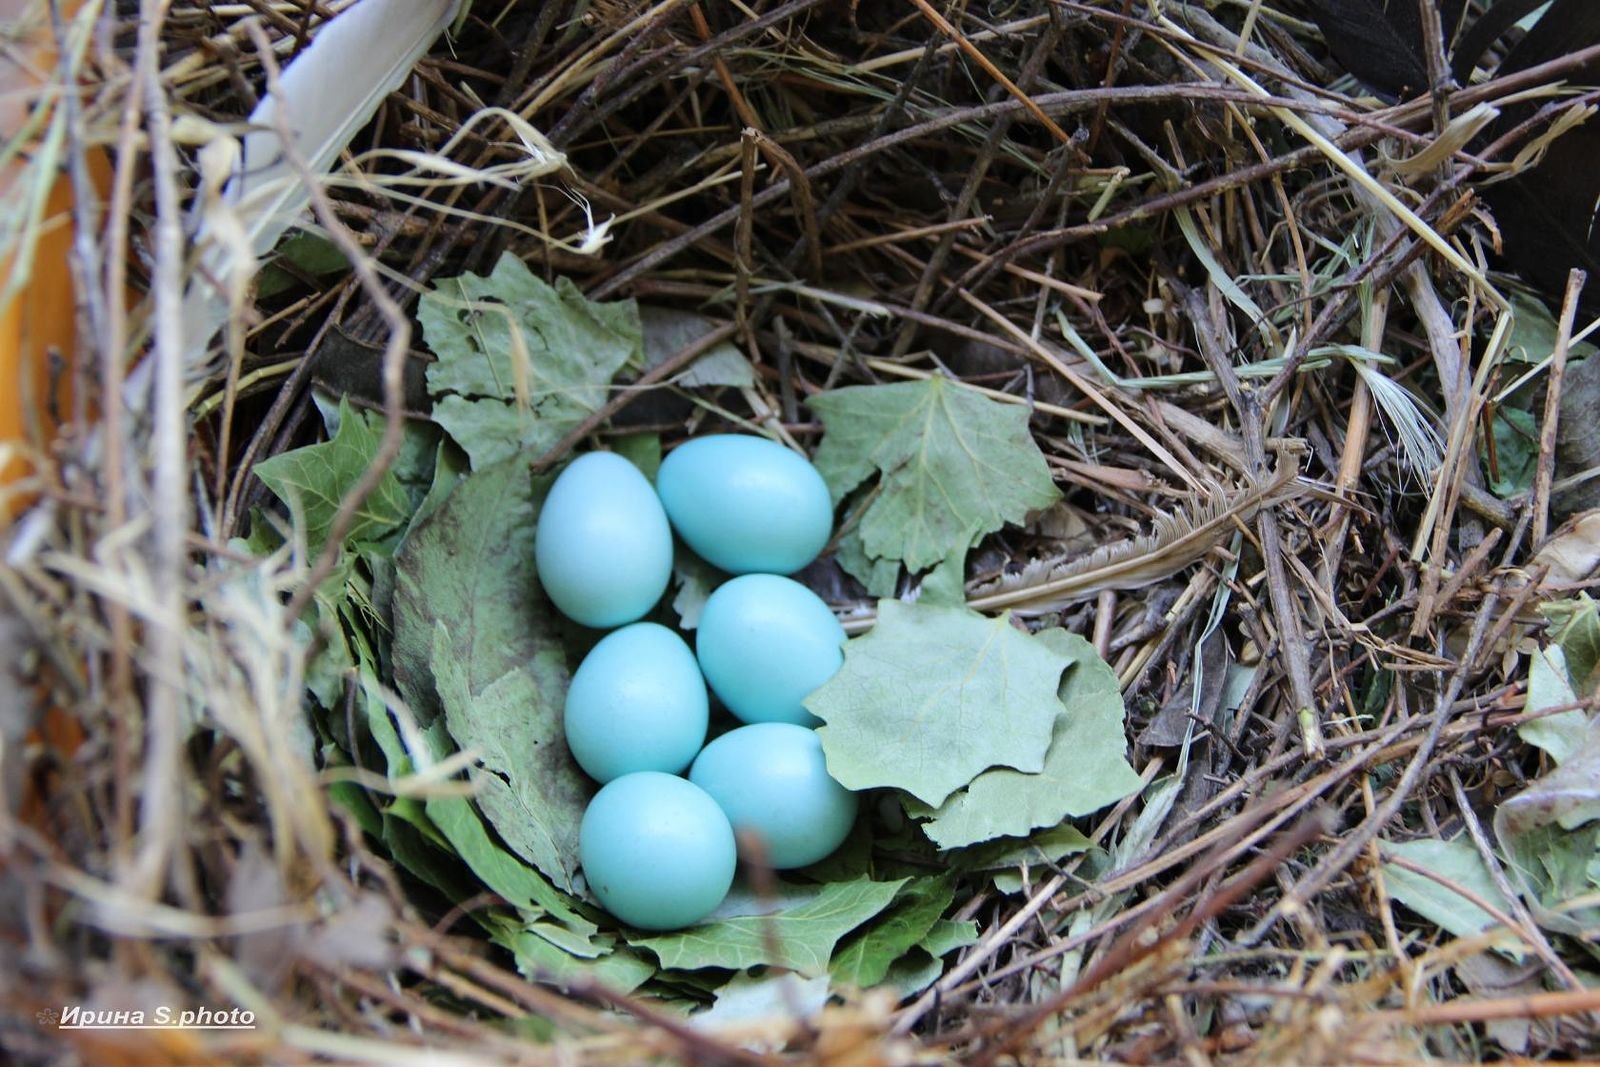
xmin=809 ymin=376 xmax=1061 ymax=571
xmin=835 ymin=524 xmax=900 ymax=598
xmin=632 ymin=877 xmax=907 ymax=977
xmin=1522 ymin=645 xmax=1589 ymax=765
xmin=431 ymin=623 xmax=591 ymax=893
xmin=919 ymin=629 xmax=1140 ymax=848
xmin=807 ymin=600 xmax=1070 ymax=807
xmin=419 ymin=255 xmax=641 ymax=468
xmin=391 ymin=453 xmax=552 ymax=723
xmin=830 ymin=877 xmax=955 ymax=989
xmin=1382 ymin=836 xmax=1515 ymax=938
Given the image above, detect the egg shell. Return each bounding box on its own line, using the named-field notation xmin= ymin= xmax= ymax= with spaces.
xmin=579 ymin=772 xmax=737 ymax=930
xmin=689 ymin=723 xmax=858 ymax=869
xmin=655 ymin=434 xmax=834 ymax=575
xmin=536 ymin=452 xmax=673 ymax=629
xmin=564 ymin=623 xmax=708 ymax=784
xmin=695 ymin=574 xmax=845 ymax=726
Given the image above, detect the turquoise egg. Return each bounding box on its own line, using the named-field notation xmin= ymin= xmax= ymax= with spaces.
xmin=535 ymin=452 xmax=672 ymax=629
xmin=695 ymin=574 xmax=845 ymax=726
xmin=564 ymin=623 xmax=708 ymax=783
xmin=689 ymin=723 xmax=858 ymax=869
xmin=579 ymin=772 xmax=737 ymax=930
xmin=655 ymin=434 xmax=834 ymax=575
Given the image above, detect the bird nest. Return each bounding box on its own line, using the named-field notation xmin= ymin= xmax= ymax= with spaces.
xmin=3 ymin=1 xmax=1598 ymax=1064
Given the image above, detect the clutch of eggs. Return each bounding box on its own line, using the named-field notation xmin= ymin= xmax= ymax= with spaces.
xmin=536 ymin=434 xmax=857 ymax=929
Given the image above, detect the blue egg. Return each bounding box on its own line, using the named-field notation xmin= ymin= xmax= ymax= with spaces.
xmin=536 ymin=452 xmax=672 ymax=629
xmin=696 ymin=574 xmax=844 ymax=726
xmin=564 ymin=623 xmax=708 ymax=783
xmin=579 ymin=772 xmax=737 ymax=930
xmin=690 ymin=723 xmax=857 ymax=869
xmin=656 ymin=434 xmax=834 ymax=575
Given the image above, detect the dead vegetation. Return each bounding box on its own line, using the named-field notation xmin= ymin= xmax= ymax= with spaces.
xmin=2 ymin=1 xmax=1599 ymax=1063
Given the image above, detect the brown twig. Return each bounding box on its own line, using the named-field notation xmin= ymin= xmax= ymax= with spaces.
xmin=1533 ymin=268 xmax=1586 ymax=547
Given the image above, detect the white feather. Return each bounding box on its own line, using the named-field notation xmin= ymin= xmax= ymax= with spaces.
xmin=230 ymin=0 xmax=461 ymax=261
xmin=180 ymin=0 xmax=462 ymax=367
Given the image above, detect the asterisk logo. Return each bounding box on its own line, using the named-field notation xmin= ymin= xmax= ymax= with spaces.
xmin=35 ymin=1009 xmax=59 ymax=1026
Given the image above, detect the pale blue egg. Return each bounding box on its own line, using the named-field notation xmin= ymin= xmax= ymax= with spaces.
xmin=536 ymin=452 xmax=672 ymax=629
xmin=689 ymin=723 xmax=858 ymax=869
xmin=695 ymin=574 xmax=844 ymax=726
xmin=656 ymin=434 xmax=834 ymax=575
xmin=579 ymin=772 xmax=737 ymax=930
xmin=564 ymin=623 xmax=708 ymax=783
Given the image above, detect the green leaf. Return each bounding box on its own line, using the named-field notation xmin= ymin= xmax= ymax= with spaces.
xmin=881 ymin=952 xmax=944 ymax=998
xmin=253 ymin=397 xmax=410 ymax=554
xmin=792 ymin=819 xmax=874 ymax=884
xmin=347 ymin=624 xmax=409 ymax=773
xmin=612 ymin=432 xmax=662 ymax=482
xmin=919 ymin=629 xmax=1140 ymax=848
xmin=1522 ymin=645 xmax=1589 ymax=765
xmin=329 ymin=781 xmax=383 ymax=839
xmin=918 ymin=545 xmax=969 ymax=609
xmin=497 ymin=925 xmax=656 ymax=994
xmin=830 ymin=877 xmax=955 ymax=989
xmin=807 ymin=600 xmax=1070 ymax=807
xmin=632 ymin=877 xmax=907 ymax=977
xmin=835 ymin=524 xmax=900 ymax=598
xmin=919 ymin=919 xmax=980 ymax=958
xmin=233 ymin=508 xmax=284 ymax=558
xmin=279 ymin=230 xmax=352 ymax=275
xmin=1485 ymin=405 xmax=1539 ymax=498
xmin=301 ymin=594 xmax=354 ymax=711
xmin=431 ymin=622 xmax=591 ymax=893
xmin=408 ymin=438 xmax=469 ymax=538
xmin=960 ymin=822 xmax=1095 ymax=894
xmin=640 ymin=304 xmax=752 ymax=388
xmin=381 ymin=813 xmax=481 ymax=903
xmin=675 ymin=345 xmax=755 ymax=388
xmin=693 ymin=973 xmax=829 ymax=1035
xmin=1495 ymin=717 xmax=1600 ymax=936
xmin=257 ymin=231 xmax=351 ymax=297
xmin=1506 ymin=290 xmax=1598 ymax=364
xmin=391 ymin=454 xmax=554 ymax=724
xmin=424 ymin=793 xmax=592 ymax=932
xmin=1382 ymin=836 xmax=1515 ymax=938
xmin=1544 ymin=594 xmax=1600 ymax=695
xmin=419 ymin=254 xmax=641 ymax=469
xmin=365 ymin=411 xmax=441 ymax=517
xmin=809 ymin=376 xmax=1061 ymax=572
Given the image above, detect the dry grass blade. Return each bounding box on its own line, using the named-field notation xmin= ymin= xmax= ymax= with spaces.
xmin=967 ymin=451 xmax=1308 ymax=615
xmin=9 ymin=1 xmax=1600 ymax=1063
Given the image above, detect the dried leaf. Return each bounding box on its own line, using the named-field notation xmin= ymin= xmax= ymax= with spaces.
xmin=1533 ymin=510 xmax=1600 ymax=583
